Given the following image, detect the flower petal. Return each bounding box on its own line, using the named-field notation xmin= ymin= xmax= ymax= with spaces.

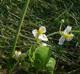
xmin=38 ymin=34 xmax=48 ymax=41
xmin=39 ymin=26 xmax=46 ymax=34
xmin=41 ymin=42 xmax=47 ymax=46
xmin=58 ymin=36 xmax=65 ymax=45
xmin=64 ymin=26 xmax=72 ymax=34
xmin=32 ymin=29 xmax=38 ymax=37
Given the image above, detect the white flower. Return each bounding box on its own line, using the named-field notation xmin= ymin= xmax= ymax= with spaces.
xmin=32 ymin=26 xmax=48 ymax=41
xmin=58 ymin=26 xmax=74 ymax=45
xmin=14 ymin=50 xmax=21 ymax=57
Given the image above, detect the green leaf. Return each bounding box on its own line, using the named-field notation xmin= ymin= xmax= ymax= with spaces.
xmin=33 ymin=46 xmax=51 ymax=68
xmin=28 ymin=47 xmax=34 ymax=63
xmin=46 ymin=57 xmax=56 ymax=71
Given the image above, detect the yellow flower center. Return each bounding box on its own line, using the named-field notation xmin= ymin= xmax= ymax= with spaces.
xmin=38 ymin=28 xmax=44 ymax=34
xmin=64 ymin=33 xmax=72 ymax=40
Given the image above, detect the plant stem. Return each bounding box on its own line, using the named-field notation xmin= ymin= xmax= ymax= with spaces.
xmin=7 ymin=69 xmax=13 ymax=74
xmin=47 ymin=32 xmax=60 ymax=37
xmin=72 ymin=30 xmax=80 ymax=33
xmin=12 ymin=0 xmax=31 ymax=56
xmin=47 ymin=29 xmax=80 ymax=37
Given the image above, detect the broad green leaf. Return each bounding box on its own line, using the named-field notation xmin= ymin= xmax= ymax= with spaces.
xmin=33 ymin=46 xmax=51 ymax=68
xmin=46 ymin=57 xmax=56 ymax=71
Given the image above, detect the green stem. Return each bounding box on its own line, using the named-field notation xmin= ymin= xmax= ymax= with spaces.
xmin=47 ymin=32 xmax=60 ymax=37
xmin=47 ymin=30 xmax=80 ymax=37
xmin=72 ymin=30 xmax=80 ymax=33
xmin=12 ymin=0 xmax=31 ymax=56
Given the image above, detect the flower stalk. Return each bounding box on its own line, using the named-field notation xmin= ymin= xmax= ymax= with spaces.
xmin=11 ymin=0 xmax=31 ymax=56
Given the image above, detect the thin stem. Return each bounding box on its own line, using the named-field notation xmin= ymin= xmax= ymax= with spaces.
xmin=59 ymin=19 xmax=64 ymax=32
xmin=47 ymin=32 xmax=60 ymax=37
xmin=72 ymin=30 xmax=80 ymax=33
xmin=47 ymin=30 xmax=80 ymax=37
xmin=12 ymin=0 xmax=31 ymax=56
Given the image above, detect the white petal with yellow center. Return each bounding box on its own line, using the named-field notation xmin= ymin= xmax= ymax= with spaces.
xmin=39 ymin=26 xmax=46 ymax=34
xmin=38 ymin=34 xmax=48 ymax=41
xmin=58 ymin=36 xmax=65 ymax=45
xmin=64 ymin=26 xmax=72 ymax=34
xmin=32 ymin=29 xmax=38 ymax=37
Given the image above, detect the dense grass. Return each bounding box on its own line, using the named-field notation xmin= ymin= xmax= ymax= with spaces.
xmin=0 ymin=0 xmax=80 ymax=74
